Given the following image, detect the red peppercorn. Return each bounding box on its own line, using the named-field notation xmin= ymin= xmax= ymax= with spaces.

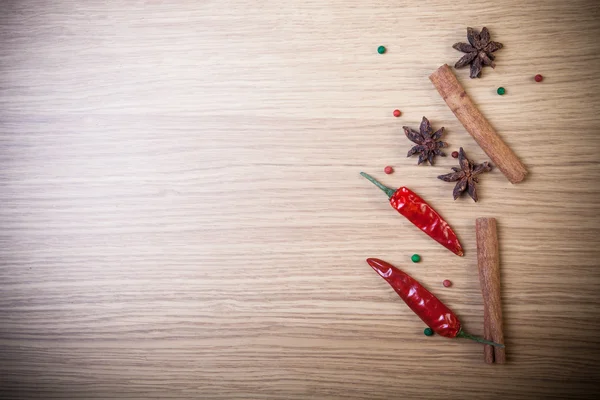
xmin=384 ymin=166 xmax=393 ymax=174
xmin=443 ymin=279 xmax=452 ymax=287
xmin=393 ymin=109 xmax=401 ymax=117
xmin=535 ymin=74 xmax=543 ymax=82
xmin=451 ymin=151 xmax=459 ymax=158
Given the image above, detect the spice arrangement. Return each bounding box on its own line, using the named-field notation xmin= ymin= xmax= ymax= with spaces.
xmin=358 ymin=26 xmax=537 ymax=361
xmin=367 ymin=258 xmax=504 ymax=347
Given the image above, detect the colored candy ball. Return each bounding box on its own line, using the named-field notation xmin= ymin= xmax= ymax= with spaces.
xmin=377 ymin=46 xmax=386 ymax=54
xmin=497 ymin=87 xmax=506 ymax=95
xmin=393 ymin=109 xmax=401 ymax=117
xmin=443 ymin=279 xmax=452 ymax=287
xmin=384 ymin=166 xmax=394 ymax=174
xmin=424 ymin=327 xmax=434 ymax=336
xmin=535 ymin=74 xmax=543 ymax=82
xmin=451 ymin=151 xmax=459 ymax=158
xmin=411 ymin=254 xmax=421 ymax=263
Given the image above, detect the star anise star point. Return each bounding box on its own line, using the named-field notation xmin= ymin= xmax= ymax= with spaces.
xmin=403 ymin=116 xmax=448 ymax=165
xmin=437 ymin=147 xmax=492 ymax=202
xmin=453 ymin=27 xmax=503 ymax=78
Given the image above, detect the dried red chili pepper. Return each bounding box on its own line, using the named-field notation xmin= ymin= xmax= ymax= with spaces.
xmin=360 ymin=172 xmax=464 ymax=256
xmin=367 ymin=258 xmax=504 ymax=347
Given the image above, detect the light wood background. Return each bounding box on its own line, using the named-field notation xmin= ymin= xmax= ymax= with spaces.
xmin=2 ymin=1 xmax=600 ymax=399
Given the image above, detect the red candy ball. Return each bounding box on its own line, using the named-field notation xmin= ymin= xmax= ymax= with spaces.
xmin=443 ymin=279 xmax=452 ymax=288
xmin=535 ymin=74 xmax=543 ymax=82
xmin=393 ymin=109 xmax=401 ymax=117
xmin=451 ymin=151 xmax=459 ymax=158
xmin=384 ymin=166 xmax=394 ymax=174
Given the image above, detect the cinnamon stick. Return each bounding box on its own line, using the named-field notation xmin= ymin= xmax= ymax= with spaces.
xmin=476 ymin=218 xmax=506 ymax=364
xmin=429 ymin=64 xmax=527 ymax=184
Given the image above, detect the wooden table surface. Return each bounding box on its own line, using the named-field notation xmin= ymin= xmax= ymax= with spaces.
xmin=2 ymin=1 xmax=600 ymax=399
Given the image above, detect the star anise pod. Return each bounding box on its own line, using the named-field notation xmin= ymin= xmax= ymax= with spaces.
xmin=437 ymin=147 xmax=492 ymax=202
xmin=453 ymin=27 xmax=503 ymax=78
xmin=403 ymin=117 xmax=448 ymax=165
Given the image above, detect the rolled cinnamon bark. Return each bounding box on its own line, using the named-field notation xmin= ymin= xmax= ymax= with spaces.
xmin=476 ymin=218 xmax=506 ymax=364
xmin=430 ymin=65 xmax=527 ymax=184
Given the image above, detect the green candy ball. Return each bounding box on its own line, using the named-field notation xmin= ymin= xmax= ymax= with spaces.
xmin=411 ymin=254 xmax=421 ymax=263
xmin=424 ymin=327 xmax=434 ymax=336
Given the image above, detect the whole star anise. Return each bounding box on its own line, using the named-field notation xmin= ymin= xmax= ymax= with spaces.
xmin=403 ymin=117 xmax=448 ymax=165
xmin=437 ymin=147 xmax=492 ymax=202
xmin=453 ymin=27 xmax=503 ymax=78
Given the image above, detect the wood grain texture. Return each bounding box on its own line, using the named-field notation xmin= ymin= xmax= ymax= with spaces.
xmin=1 ymin=0 xmax=600 ymax=398
xmin=476 ymin=218 xmax=505 ymax=364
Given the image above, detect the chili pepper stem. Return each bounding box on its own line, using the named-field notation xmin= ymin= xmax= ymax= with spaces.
xmin=360 ymin=172 xmax=396 ymax=199
xmin=457 ymin=329 xmax=505 ymax=348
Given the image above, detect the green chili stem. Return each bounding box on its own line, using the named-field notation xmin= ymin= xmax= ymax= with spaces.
xmin=360 ymin=172 xmax=396 ymax=199
xmin=457 ymin=329 xmax=505 ymax=348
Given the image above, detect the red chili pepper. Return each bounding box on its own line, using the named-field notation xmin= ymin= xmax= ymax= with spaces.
xmin=367 ymin=258 xmax=504 ymax=347
xmin=360 ymin=172 xmax=464 ymax=256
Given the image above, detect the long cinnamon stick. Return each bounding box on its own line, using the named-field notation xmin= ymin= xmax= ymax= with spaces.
xmin=476 ymin=218 xmax=506 ymax=364
xmin=430 ymin=64 xmax=527 ymax=184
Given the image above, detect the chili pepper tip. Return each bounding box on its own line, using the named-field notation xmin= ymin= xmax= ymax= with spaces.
xmin=366 ymin=258 xmax=392 ymax=278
